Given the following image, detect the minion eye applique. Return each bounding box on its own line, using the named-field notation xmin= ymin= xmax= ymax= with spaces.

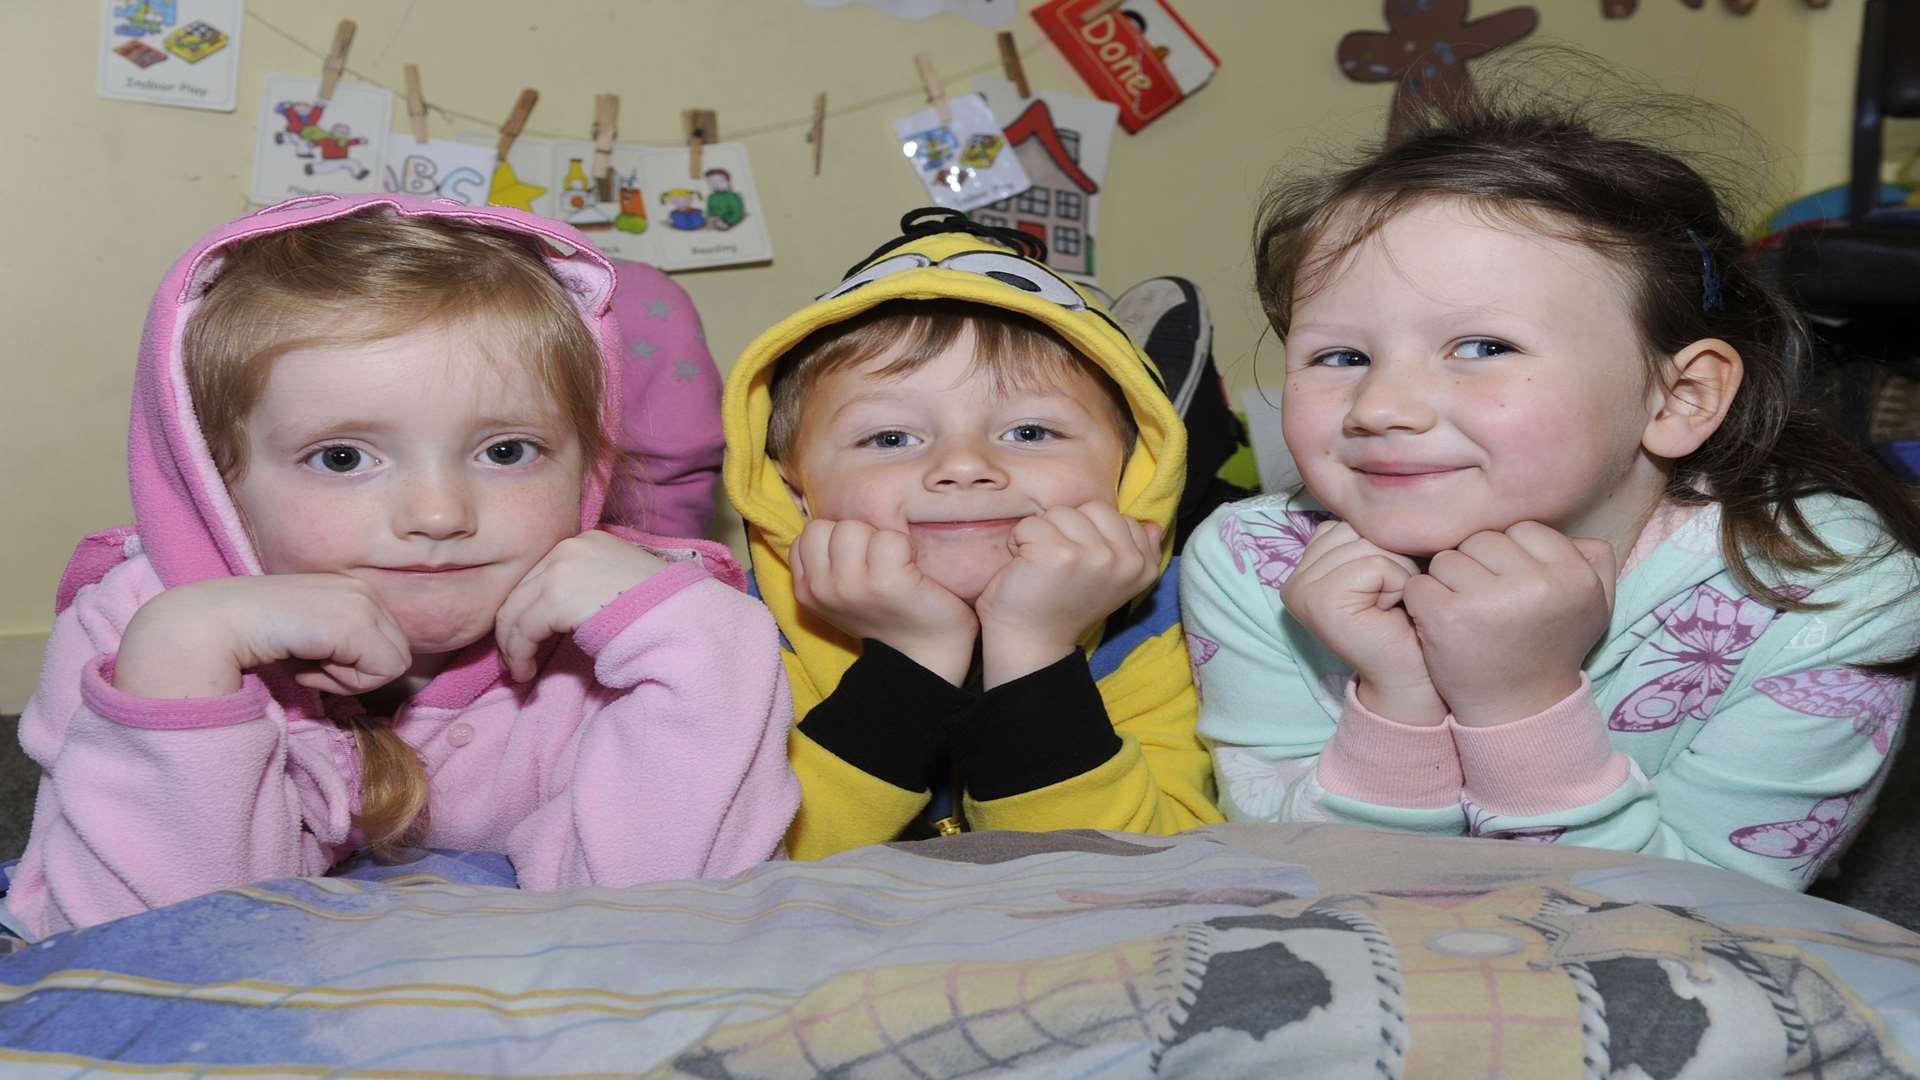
xmin=818 ymin=253 xmax=932 ymax=302
xmin=812 ymin=207 xmax=1166 ymax=393
xmin=936 ymin=251 xmax=1087 ymax=309
xmin=818 ymin=249 xmax=1089 ymax=312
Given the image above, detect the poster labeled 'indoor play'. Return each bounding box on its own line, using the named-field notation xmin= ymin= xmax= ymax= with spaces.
xmin=97 ymin=0 xmax=243 ymax=112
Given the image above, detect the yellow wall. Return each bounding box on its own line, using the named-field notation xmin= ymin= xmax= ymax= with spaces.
xmin=0 ymin=0 xmax=1890 ymax=710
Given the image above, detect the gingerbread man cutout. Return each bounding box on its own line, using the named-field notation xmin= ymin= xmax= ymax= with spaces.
xmin=1338 ymin=0 xmax=1539 ymax=139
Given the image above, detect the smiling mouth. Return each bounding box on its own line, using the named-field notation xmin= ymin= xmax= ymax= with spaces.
xmin=909 ymin=518 xmax=1024 ymax=532
xmin=1352 ymin=465 xmax=1467 ymax=486
xmin=378 ymin=564 xmax=486 ymax=575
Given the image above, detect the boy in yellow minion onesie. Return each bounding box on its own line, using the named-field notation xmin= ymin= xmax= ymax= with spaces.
xmin=722 ymin=210 xmax=1222 ymax=859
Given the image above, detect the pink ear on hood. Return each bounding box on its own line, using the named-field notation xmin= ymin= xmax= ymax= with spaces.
xmin=129 ymin=193 xmax=624 ymax=592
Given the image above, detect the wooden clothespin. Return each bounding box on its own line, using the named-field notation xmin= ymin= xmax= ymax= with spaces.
xmin=996 ymin=32 xmax=1030 ymax=99
xmin=402 ymin=63 xmax=429 ymax=144
xmin=1080 ymin=0 xmax=1125 ymax=23
xmin=591 ymin=94 xmax=620 ymax=201
xmin=806 ymin=92 xmax=827 ymax=176
xmin=317 ymin=19 xmax=355 ymax=102
xmin=914 ymin=53 xmax=950 ymax=123
xmin=496 ymin=88 xmax=539 ymax=163
xmin=683 ymin=108 xmax=718 ymax=178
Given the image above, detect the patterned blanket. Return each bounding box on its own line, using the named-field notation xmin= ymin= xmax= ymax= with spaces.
xmin=2 ymin=823 xmax=1916 ymax=1077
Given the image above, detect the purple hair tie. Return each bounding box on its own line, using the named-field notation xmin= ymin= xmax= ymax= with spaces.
xmin=1685 ymin=228 xmax=1724 ymax=313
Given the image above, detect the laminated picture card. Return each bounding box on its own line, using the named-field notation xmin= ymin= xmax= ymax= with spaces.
xmin=250 ymin=75 xmax=393 ymax=204
xmin=97 ymin=0 xmax=243 ymax=112
xmin=460 ymin=135 xmax=773 ymax=272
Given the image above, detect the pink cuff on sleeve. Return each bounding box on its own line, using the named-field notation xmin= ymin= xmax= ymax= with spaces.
xmin=1314 ymin=680 xmax=1465 ymax=808
xmin=1450 ymin=676 xmax=1631 ymax=817
xmin=573 ymin=560 xmax=710 ymax=656
xmin=81 ymin=654 xmax=272 ymax=730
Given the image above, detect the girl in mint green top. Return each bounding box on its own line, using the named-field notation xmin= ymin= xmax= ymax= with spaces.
xmin=1180 ymin=98 xmax=1920 ymax=891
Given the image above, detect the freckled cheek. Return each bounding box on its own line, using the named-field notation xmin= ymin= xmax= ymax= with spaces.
xmin=1281 ymin=394 xmax=1343 ymax=461
xmin=496 ymin=477 xmax=585 ymax=548
xmin=244 ymin=488 xmax=371 ymax=574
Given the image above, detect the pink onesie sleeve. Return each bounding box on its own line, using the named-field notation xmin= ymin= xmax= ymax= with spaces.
xmin=8 ymin=564 xmax=354 ymax=939
xmin=601 ymin=259 xmax=725 ymax=540
xmin=502 ymin=569 xmax=799 ymax=887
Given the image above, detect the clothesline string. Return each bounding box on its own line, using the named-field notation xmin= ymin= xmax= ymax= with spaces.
xmin=245 ymin=10 xmax=1051 ymax=146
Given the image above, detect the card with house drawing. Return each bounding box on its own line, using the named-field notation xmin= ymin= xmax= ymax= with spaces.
xmin=972 ymin=77 xmax=1119 ymax=285
xmin=97 ymin=0 xmax=242 ymax=111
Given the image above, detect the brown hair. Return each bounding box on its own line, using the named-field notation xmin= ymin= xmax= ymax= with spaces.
xmin=765 ymin=299 xmax=1135 ymax=461
xmin=182 ymin=208 xmax=612 ymax=853
xmin=1252 ymin=65 xmax=1920 ymax=674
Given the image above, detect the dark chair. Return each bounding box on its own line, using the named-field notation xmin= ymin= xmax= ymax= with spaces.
xmin=1774 ymin=0 xmax=1920 ymax=323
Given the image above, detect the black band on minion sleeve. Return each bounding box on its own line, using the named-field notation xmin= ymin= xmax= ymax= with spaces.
xmin=955 ymin=649 xmax=1121 ymax=801
xmin=797 ymin=639 xmax=974 ymax=793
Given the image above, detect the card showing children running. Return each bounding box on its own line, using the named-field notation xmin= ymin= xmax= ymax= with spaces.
xmin=250 ymin=75 xmax=393 ymax=205
xmin=97 ymin=0 xmax=243 ymax=112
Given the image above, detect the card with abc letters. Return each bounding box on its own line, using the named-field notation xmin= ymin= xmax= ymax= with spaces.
xmin=382 ymin=136 xmax=498 ymax=208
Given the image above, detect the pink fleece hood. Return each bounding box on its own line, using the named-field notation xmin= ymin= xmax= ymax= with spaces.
xmin=129 ymin=193 xmax=622 ymax=592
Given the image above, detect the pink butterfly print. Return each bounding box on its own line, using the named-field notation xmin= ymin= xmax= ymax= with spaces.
xmin=1728 ymin=793 xmax=1854 ymax=875
xmin=1755 ymin=668 xmax=1907 ymax=755
xmin=1609 ymin=584 xmax=1797 ymax=732
xmin=1221 ymin=510 xmax=1334 ymax=590
xmin=1186 ymin=632 xmax=1220 ymax=701
xmin=1186 ymin=632 xmax=1220 ymax=669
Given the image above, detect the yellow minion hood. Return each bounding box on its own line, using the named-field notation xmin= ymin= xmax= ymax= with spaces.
xmin=722 ymin=210 xmax=1188 ymax=716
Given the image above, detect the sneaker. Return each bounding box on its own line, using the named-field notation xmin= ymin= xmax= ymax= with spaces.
xmin=1111 ymin=277 xmax=1210 ymax=418
xmin=1110 ymin=276 xmax=1254 ymax=546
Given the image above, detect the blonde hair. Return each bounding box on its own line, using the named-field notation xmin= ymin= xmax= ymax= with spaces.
xmin=765 ymin=299 xmax=1135 ymax=462
xmin=181 ymin=208 xmax=612 ymax=855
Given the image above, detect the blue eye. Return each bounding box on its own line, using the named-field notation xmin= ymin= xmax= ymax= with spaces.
xmin=860 ymin=430 xmax=920 ymax=450
xmin=1452 ymin=338 xmax=1514 ymax=359
xmin=1004 ymin=424 xmax=1055 ymax=443
xmin=482 ymin=440 xmax=542 ymax=466
xmin=306 ymin=446 xmax=371 ymax=474
xmin=1313 ymin=349 xmax=1369 ymax=368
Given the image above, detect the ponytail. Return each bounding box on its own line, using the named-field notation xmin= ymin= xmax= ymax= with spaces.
xmin=343 ymin=715 xmax=430 ymax=858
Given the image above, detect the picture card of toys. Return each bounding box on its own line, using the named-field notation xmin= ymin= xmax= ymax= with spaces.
xmin=250 ymin=74 xmax=393 ymax=205
xmin=97 ymin=0 xmax=242 ymax=112
xmin=456 ymin=134 xmax=774 ymax=271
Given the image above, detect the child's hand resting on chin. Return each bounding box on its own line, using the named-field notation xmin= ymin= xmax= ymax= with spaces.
xmin=1404 ymin=521 xmax=1616 ymax=726
xmin=974 ymin=502 xmax=1162 ymax=688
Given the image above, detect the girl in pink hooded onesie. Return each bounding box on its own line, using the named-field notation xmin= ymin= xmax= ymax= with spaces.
xmin=2 ymin=194 xmax=799 ymax=940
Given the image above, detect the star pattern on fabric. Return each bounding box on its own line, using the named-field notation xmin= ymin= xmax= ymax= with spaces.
xmin=673 ymin=361 xmax=698 ymax=382
xmin=646 ymin=300 xmax=673 ymax=320
xmin=486 ymin=161 xmax=546 ymax=213
xmin=629 ymin=339 xmax=657 ymax=360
